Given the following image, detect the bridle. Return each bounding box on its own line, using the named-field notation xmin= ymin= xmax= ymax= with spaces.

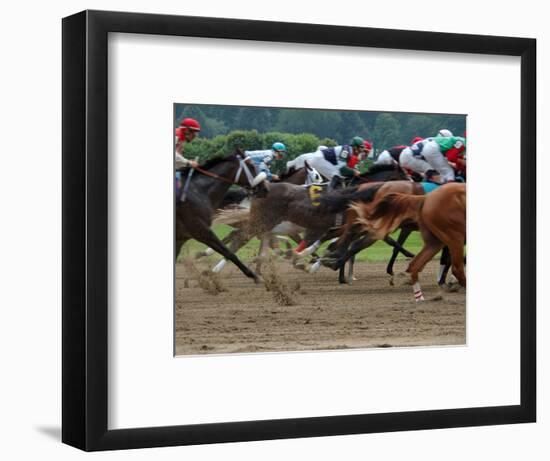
xmin=233 ymin=155 xmax=256 ymax=187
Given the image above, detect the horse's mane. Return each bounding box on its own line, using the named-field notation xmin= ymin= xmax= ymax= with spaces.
xmin=200 ymin=152 xmax=239 ymax=170
xmin=279 ymin=166 xmax=300 ymax=181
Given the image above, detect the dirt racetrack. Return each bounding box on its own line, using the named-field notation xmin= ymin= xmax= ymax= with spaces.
xmin=175 ymin=259 xmax=466 ymax=356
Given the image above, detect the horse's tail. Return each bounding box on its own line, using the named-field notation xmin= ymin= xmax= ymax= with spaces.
xmin=355 ymin=192 xmax=425 ymax=238
xmin=319 ymin=183 xmax=384 ymax=213
xmin=213 ymin=207 xmax=250 ymax=227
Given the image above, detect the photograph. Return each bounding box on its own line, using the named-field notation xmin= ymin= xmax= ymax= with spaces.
xmin=174 ymin=104 xmax=467 ymax=355
xmin=58 ymin=9 xmax=536 ymax=451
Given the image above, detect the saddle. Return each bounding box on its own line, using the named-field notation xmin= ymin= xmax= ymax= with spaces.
xmin=321 ymin=147 xmax=338 ymax=165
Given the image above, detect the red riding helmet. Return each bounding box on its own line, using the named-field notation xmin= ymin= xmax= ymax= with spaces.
xmin=180 ymin=117 xmax=201 ymax=132
xmin=410 ymin=136 xmax=423 ymax=144
xmin=176 ymin=118 xmax=201 ymax=141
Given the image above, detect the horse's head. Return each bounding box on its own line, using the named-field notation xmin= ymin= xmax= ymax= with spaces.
xmin=304 ymin=160 xmax=324 ymax=185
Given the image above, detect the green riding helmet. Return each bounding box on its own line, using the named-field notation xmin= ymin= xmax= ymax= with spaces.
xmin=351 ymin=136 xmax=365 ymax=148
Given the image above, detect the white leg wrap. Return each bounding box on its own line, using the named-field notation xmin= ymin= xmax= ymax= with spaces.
xmin=413 ymin=282 xmax=425 ymax=302
xmin=204 ymin=247 xmax=215 ymax=256
xmin=212 ymin=259 xmax=227 ymax=273
xmin=296 ymin=240 xmax=321 ymax=258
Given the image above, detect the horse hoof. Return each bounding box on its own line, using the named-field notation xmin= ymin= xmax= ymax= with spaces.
xmin=308 ymin=261 xmax=321 ymax=274
xmin=320 ymin=258 xmax=339 ymax=271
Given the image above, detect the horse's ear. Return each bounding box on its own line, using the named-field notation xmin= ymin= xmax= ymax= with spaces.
xmin=236 ymin=147 xmax=244 ymax=156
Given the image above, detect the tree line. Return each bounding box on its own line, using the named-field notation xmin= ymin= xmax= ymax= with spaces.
xmin=175 ymin=104 xmax=466 ymax=154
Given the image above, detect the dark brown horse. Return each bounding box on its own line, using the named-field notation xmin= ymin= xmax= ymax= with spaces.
xmin=361 ymin=183 xmax=466 ymax=301
xmin=196 ymin=163 xmax=324 ymax=270
xmin=175 ymin=152 xmax=260 ymax=281
xmin=319 ymin=181 xmax=423 ymax=275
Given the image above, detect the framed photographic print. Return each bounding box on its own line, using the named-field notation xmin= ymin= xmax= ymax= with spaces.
xmin=62 ymin=10 xmax=536 ymax=451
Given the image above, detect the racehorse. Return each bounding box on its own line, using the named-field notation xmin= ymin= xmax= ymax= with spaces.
xmin=358 ymin=183 xmax=466 ymax=301
xmin=175 ymin=151 xmax=261 ymax=281
xmin=319 ymin=181 xmax=423 ymax=277
xmin=216 ymin=164 xmax=410 ymax=277
xmin=199 ymin=162 xmax=324 ymax=273
xmin=317 ymin=179 xmax=457 ymax=286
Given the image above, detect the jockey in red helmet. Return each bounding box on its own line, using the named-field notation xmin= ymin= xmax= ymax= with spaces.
xmin=175 ymin=117 xmax=201 ymax=169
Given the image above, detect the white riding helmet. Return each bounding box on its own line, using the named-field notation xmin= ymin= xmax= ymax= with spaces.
xmin=437 ymin=129 xmax=454 ymax=137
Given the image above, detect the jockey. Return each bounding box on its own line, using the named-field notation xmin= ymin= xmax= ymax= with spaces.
xmin=376 ymin=136 xmax=422 ymax=168
xmin=287 ymin=137 xmax=366 ymax=189
xmin=447 ymin=131 xmax=467 ymax=178
xmin=348 ymin=140 xmax=372 ymax=169
xmin=400 ymin=135 xmax=466 ymax=182
xmin=245 ymin=142 xmax=287 ymax=183
xmin=363 ymin=140 xmax=374 ymax=160
xmin=175 ymin=117 xmax=201 ymax=170
xmin=374 ymin=144 xmax=407 ymax=166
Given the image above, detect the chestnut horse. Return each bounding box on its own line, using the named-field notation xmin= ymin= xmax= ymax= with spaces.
xmin=362 ymin=183 xmax=466 ymax=301
xmin=318 ymin=181 xmax=422 ymax=276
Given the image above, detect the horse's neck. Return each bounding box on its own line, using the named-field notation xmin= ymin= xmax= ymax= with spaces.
xmin=284 ymin=169 xmax=306 ymax=185
xmin=363 ymin=172 xmax=401 ymax=183
xmin=202 ymin=163 xmax=239 ymax=208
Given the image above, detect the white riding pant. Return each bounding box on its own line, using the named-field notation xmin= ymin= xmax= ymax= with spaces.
xmin=287 ymin=151 xmax=340 ymax=180
xmin=421 ymin=140 xmax=455 ymax=182
xmin=374 ymin=150 xmax=398 ymax=166
xmin=399 ymin=147 xmax=432 ymax=175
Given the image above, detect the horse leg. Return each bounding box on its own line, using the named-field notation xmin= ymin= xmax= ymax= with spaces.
xmin=438 ymin=246 xmax=451 ymax=285
xmin=346 ymin=254 xmax=356 ymax=284
xmin=447 ymin=240 xmax=466 ymax=287
xmin=384 ymin=235 xmax=415 ymax=258
xmin=212 ymin=228 xmax=249 ymax=273
xmin=406 ymin=232 xmax=444 ymax=302
xmin=175 ymin=238 xmax=189 ymax=261
xmin=337 ymin=235 xmax=374 ymax=283
xmin=196 ymin=233 xmax=233 ymax=259
xmin=196 ymin=227 xmax=258 ymax=282
xmin=338 ymin=263 xmax=346 ymax=284
xmin=386 ymin=227 xmax=413 ymax=276
xmin=255 ymin=234 xmax=272 ymax=274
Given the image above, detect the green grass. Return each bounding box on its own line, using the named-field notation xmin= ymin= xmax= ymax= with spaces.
xmin=180 ymin=224 xmax=427 ymax=263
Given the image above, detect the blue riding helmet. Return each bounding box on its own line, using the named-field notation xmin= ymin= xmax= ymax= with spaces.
xmin=272 ymin=142 xmax=287 ymax=153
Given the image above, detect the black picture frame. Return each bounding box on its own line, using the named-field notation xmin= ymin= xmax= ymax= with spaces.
xmin=62 ymin=10 xmax=536 ymax=451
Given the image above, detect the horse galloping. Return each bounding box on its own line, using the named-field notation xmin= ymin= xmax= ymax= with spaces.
xmin=361 ymin=183 xmax=466 ymax=301
xmin=175 ymin=151 xmax=261 ymax=281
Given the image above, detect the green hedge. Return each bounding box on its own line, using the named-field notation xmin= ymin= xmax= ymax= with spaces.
xmin=183 ymin=130 xmax=337 ymax=173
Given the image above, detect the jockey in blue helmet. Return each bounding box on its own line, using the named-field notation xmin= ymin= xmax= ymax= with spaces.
xmin=245 ymin=142 xmax=287 ymax=183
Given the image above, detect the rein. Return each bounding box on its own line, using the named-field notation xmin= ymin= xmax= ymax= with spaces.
xmin=194 ymin=166 xmax=236 ymax=185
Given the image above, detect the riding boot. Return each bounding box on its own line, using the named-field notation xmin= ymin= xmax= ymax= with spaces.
xmin=328 ymin=176 xmax=343 ymax=191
